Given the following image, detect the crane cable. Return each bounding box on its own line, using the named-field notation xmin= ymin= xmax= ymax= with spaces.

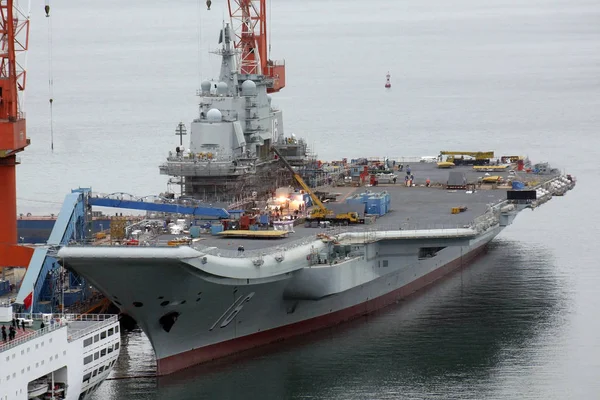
xmin=197 ymin=0 xmax=203 ymax=85
xmin=46 ymin=2 xmax=54 ymax=151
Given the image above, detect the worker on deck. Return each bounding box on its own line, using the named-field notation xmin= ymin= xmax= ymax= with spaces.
xmin=426 ymin=178 xmax=431 ymax=187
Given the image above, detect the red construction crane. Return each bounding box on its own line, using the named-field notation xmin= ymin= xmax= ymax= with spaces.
xmin=0 ymin=0 xmax=33 ymax=268
xmin=227 ymin=0 xmax=285 ymax=93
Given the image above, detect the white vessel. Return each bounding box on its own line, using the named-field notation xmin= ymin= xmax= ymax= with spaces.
xmin=0 ymin=304 xmax=120 ymax=400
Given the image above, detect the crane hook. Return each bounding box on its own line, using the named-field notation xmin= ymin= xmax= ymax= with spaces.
xmin=206 ymin=0 xmax=211 ymax=10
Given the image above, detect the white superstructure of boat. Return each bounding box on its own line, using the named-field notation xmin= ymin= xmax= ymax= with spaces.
xmin=0 ymin=304 xmax=120 ymax=400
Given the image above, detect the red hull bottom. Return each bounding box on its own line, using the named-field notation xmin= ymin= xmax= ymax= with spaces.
xmin=158 ymin=243 xmax=488 ymax=375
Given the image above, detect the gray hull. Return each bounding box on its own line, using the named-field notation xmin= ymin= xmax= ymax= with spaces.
xmin=62 ymin=225 xmax=502 ymax=375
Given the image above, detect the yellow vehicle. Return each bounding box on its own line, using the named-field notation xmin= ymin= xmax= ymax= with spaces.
xmin=272 ymin=147 xmax=364 ymax=225
xmin=439 ymin=151 xmax=494 ymax=166
xmin=436 ymin=161 xmax=455 ymax=169
xmin=473 ymin=165 xmax=509 ymax=171
xmin=481 ymin=175 xmax=502 ymax=183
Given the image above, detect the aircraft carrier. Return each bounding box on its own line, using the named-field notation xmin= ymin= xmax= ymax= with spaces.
xmin=58 ymin=159 xmax=576 ymax=375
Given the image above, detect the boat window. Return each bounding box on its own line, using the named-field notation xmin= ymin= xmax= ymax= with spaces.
xmin=94 ymin=352 xmax=99 ymax=360
xmin=100 ymin=331 xmax=107 ymax=339
xmin=92 ymin=370 xmax=98 ymax=377
xmin=101 ymin=348 xmax=106 ymax=357
xmin=114 ymin=342 xmax=120 ymax=350
xmin=83 ymin=337 xmax=93 ymax=347
xmin=108 ymin=346 xmax=113 ymax=354
xmin=115 ymin=325 xmax=119 ymax=333
xmin=94 ymin=334 xmax=99 ymax=343
xmin=108 ymin=328 xmax=114 ymax=336
xmin=98 ymin=366 xmax=104 ymax=373
xmin=82 ymin=372 xmax=92 ymax=383
xmin=84 ymin=355 xmax=93 ymax=365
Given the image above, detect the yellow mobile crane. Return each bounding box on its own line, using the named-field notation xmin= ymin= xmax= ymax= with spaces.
xmin=438 ymin=151 xmax=494 ymax=167
xmin=271 ymin=147 xmax=364 ymax=225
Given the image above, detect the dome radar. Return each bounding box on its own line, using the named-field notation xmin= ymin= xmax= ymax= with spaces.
xmin=206 ymin=108 xmax=222 ymax=123
xmin=241 ymin=80 xmax=257 ymax=96
xmin=200 ymin=80 xmax=211 ymax=94
xmin=216 ymin=82 xmax=228 ymax=95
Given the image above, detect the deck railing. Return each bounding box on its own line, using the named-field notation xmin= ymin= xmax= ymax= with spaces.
xmin=0 ymin=320 xmax=67 ymax=354
xmin=12 ymin=313 xmax=115 ymax=322
xmin=3 ymin=314 xmax=119 ymax=347
xmin=67 ymin=315 xmax=119 ymax=342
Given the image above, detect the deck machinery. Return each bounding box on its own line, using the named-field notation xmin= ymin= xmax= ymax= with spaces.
xmin=272 ymin=146 xmax=363 ymax=225
xmin=439 ymin=151 xmax=494 ymax=166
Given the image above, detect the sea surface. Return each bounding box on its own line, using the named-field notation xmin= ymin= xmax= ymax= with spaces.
xmin=17 ymin=0 xmax=600 ymax=398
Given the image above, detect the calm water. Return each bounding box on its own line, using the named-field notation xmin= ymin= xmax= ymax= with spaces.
xmin=18 ymin=0 xmax=600 ymax=398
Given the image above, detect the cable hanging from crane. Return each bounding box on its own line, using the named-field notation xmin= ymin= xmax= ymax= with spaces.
xmin=46 ymin=0 xmax=55 ymax=151
xmin=197 ymin=0 xmax=204 ymax=86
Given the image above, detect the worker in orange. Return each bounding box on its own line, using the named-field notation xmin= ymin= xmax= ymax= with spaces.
xmin=426 ymin=178 xmax=431 ymax=187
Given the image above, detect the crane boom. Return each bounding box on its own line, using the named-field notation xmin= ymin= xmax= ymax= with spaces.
xmin=271 ymin=146 xmax=328 ymax=214
xmin=228 ymin=0 xmax=285 ymax=93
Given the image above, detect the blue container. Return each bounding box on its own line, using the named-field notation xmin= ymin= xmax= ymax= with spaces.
xmin=210 ymin=224 xmax=224 ymax=235
xmin=190 ymin=226 xmax=201 ymax=238
xmin=259 ymin=214 xmax=270 ymax=225
xmin=374 ymin=196 xmax=386 ymax=216
xmin=512 ymin=181 xmax=525 ymax=190
xmin=366 ymin=196 xmax=382 ymax=215
xmin=358 ymin=192 xmax=371 ymax=201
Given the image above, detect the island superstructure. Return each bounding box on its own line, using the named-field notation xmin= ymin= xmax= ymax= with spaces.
xmin=158 ymin=7 xmax=309 ymax=204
